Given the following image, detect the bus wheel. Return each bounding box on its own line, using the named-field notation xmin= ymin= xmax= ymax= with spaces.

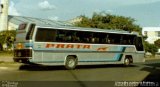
xmin=124 ymin=58 xmax=130 ymax=66
xmin=65 ymin=56 xmax=78 ymax=70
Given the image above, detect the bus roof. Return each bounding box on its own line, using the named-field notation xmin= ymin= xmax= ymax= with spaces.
xmin=28 ymin=22 xmax=139 ymax=35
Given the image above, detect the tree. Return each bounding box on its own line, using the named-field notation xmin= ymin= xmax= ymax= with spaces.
xmin=75 ymin=12 xmax=142 ymax=33
xmin=0 ymin=30 xmax=16 ymax=51
xmin=154 ymin=39 xmax=160 ymax=48
xmin=0 ymin=32 xmax=6 ymax=51
xmin=144 ymin=41 xmax=158 ymax=56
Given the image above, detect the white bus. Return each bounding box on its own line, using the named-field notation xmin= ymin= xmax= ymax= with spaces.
xmin=14 ymin=22 xmax=145 ymax=69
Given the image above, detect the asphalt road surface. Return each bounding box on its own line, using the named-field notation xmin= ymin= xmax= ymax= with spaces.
xmin=0 ymin=59 xmax=160 ymax=87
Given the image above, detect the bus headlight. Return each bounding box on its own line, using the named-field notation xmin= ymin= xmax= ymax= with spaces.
xmin=17 ymin=43 xmax=24 ymax=49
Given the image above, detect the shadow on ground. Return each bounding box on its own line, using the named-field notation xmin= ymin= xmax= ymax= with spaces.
xmin=139 ymin=63 xmax=160 ymax=87
xmin=19 ymin=63 xmax=137 ymax=71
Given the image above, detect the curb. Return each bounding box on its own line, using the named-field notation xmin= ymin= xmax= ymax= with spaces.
xmin=145 ymin=58 xmax=160 ymax=60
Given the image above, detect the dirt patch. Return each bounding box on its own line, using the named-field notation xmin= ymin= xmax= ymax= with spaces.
xmin=0 ymin=56 xmax=13 ymax=62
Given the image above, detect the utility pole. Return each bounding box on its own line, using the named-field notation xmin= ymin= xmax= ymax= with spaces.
xmin=0 ymin=0 xmax=9 ymax=31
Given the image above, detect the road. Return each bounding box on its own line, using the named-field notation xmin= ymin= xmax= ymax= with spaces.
xmin=0 ymin=59 xmax=160 ymax=87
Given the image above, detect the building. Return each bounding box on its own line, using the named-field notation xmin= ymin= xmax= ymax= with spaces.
xmin=0 ymin=15 xmax=72 ymax=50
xmin=142 ymin=27 xmax=160 ymax=44
xmin=7 ymin=15 xmax=72 ymax=30
xmin=0 ymin=0 xmax=9 ymax=31
xmin=142 ymin=27 xmax=160 ymax=53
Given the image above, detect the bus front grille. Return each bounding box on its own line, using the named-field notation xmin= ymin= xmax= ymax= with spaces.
xmin=14 ymin=49 xmax=32 ymax=58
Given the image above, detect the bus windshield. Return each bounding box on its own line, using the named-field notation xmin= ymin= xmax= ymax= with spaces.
xmin=26 ymin=23 xmax=36 ymax=40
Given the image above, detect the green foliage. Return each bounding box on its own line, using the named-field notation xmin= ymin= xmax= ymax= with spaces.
xmin=0 ymin=30 xmax=16 ymax=51
xmin=75 ymin=12 xmax=142 ymax=33
xmin=0 ymin=32 xmax=6 ymax=45
xmin=154 ymin=39 xmax=160 ymax=48
xmin=144 ymin=41 xmax=158 ymax=56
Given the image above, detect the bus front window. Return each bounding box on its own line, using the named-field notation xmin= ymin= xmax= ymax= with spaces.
xmin=26 ymin=24 xmax=36 ymax=40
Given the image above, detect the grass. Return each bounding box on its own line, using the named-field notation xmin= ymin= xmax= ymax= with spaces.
xmin=0 ymin=51 xmax=14 ymax=63
xmin=0 ymin=51 xmax=13 ymax=57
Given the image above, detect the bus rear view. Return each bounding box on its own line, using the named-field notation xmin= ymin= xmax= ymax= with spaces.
xmin=13 ymin=23 xmax=35 ymax=63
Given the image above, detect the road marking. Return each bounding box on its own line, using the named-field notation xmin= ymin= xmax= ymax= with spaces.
xmin=0 ymin=67 xmax=9 ymax=70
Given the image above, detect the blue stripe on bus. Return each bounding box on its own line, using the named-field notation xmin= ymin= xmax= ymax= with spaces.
xmin=25 ymin=43 xmax=33 ymax=47
xmin=79 ymin=47 xmax=125 ymax=62
xmin=33 ymin=46 xmax=126 ymax=52
xmin=32 ymin=54 xmax=125 ymax=63
xmin=117 ymin=47 xmax=125 ymax=60
xmin=31 ymin=47 xmax=126 ymax=63
xmin=112 ymin=47 xmax=125 ymax=61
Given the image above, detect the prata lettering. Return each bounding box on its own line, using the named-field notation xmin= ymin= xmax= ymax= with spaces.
xmin=46 ymin=44 xmax=91 ymax=49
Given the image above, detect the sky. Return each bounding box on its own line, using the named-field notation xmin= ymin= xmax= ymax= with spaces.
xmin=1 ymin=0 xmax=160 ymax=27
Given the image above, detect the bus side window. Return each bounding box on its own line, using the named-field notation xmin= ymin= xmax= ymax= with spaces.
xmin=123 ymin=40 xmax=127 ymax=44
xmin=66 ymin=35 xmax=72 ymax=42
xmin=84 ymin=38 xmax=89 ymax=43
xmin=72 ymin=35 xmax=80 ymax=42
xmin=56 ymin=30 xmax=66 ymax=42
xmin=120 ymin=36 xmax=123 ymax=44
xmin=111 ymin=39 xmax=115 ymax=44
xmin=91 ymin=38 xmax=95 ymax=43
xmin=95 ymin=38 xmax=99 ymax=43
xmin=106 ymin=38 xmax=110 ymax=44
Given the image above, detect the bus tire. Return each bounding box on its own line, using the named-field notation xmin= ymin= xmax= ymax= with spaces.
xmin=124 ymin=58 xmax=130 ymax=66
xmin=65 ymin=56 xmax=78 ymax=70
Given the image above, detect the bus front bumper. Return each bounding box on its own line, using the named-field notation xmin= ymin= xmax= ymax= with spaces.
xmin=13 ymin=49 xmax=32 ymax=63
